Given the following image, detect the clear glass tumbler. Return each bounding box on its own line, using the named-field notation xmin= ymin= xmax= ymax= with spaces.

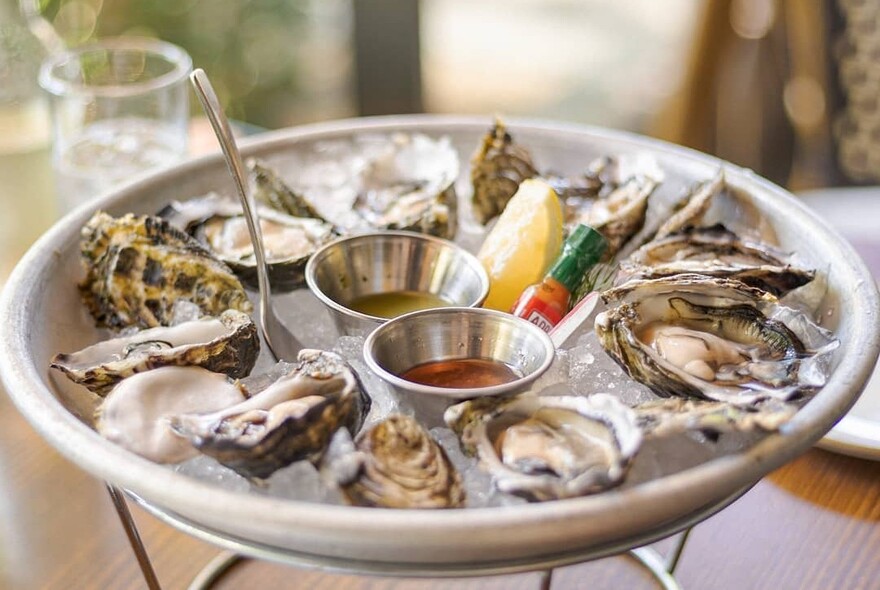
xmin=39 ymin=37 xmax=192 ymax=213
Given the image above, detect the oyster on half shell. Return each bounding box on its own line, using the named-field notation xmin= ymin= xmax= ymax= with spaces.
xmin=326 ymin=414 xmax=465 ymax=509
xmin=96 ymin=366 xmax=246 ymax=464
xmin=595 ymin=275 xmax=813 ymax=405
xmin=445 ymin=393 xmax=641 ymax=502
xmin=170 ymin=350 xmax=369 ymax=479
xmin=50 ymin=309 xmax=259 ymax=396
xmin=621 ymin=224 xmax=814 ymax=297
xmin=249 ymin=133 xmax=458 ymax=239
xmin=160 ymin=193 xmax=337 ymax=292
xmin=635 ymin=397 xmax=797 ymax=437
xmin=79 ymin=212 xmax=252 ymax=330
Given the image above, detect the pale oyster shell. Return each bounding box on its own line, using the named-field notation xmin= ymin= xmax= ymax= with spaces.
xmin=50 ymin=309 xmax=259 ymax=396
xmin=445 ymin=393 xmax=641 ymax=502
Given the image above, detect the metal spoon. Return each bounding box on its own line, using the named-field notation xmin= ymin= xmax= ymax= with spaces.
xmin=190 ymin=68 xmax=302 ymax=361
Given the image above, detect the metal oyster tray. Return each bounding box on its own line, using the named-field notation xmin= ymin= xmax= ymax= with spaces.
xmin=1 ymin=115 xmax=878 ymax=569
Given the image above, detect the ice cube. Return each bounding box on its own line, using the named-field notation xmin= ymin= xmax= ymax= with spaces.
xmin=262 ymin=461 xmax=344 ymax=504
xmin=174 ymin=455 xmax=251 ymax=493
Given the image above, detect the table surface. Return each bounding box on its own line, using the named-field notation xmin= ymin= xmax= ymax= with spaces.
xmin=1 ymin=141 xmax=879 ymax=589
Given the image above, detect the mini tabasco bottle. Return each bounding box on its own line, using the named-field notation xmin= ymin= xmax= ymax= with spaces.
xmin=510 ymin=224 xmax=607 ymax=332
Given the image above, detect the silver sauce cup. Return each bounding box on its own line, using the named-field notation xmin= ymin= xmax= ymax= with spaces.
xmin=305 ymin=231 xmax=490 ymax=336
xmin=363 ymin=307 xmax=556 ymax=400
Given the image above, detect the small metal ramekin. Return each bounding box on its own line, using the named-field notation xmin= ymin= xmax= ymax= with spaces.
xmin=305 ymin=231 xmax=490 ymax=336
xmin=363 ymin=307 xmax=556 ymax=400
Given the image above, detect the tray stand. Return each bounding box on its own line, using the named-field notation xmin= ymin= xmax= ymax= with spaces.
xmin=106 ymin=484 xmax=694 ymax=590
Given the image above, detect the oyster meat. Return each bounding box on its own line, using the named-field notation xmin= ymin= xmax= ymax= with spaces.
xmin=51 ymin=309 xmax=259 ymax=396
xmin=621 ymin=224 xmax=814 ymax=297
xmin=79 ymin=212 xmax=252 ymax=330
xmin=161 ymin=193 xmax=337 ymax=291
xmin=596 ymin=274 xmax=813 ymax=405
xmin=96 ymin=366 xmax=246 ymax=464
xmin=170 ymin=349 xmax=369 ymax=479
xmin=445 ymin=393 xmax=642 ymax=502
xmin=327 ymin=414 xmax=465 ymax=509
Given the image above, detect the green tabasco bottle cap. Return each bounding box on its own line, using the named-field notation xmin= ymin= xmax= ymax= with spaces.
xmin=547 ymin=224 xmax=608 ymax=292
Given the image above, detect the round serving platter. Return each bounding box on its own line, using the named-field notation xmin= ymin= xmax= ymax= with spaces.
xmin=1 ymin=115 xmax=878 ymax=569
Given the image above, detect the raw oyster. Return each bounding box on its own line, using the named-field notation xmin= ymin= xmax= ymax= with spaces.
xmin=160 ymin=193 xmax=337 ymax=291
xmin=621 ymin=224 xmax=814 ymax=296
xmin=445 ymin=393 xmax=642 ymax=502
xmin=326 ymin=414 xmax=465 ymax=509
xmin=635 ymin=397 xmax=797 ymax=437
xmin=50 ymin=309 xmax=259 ymax=396
xmin=170 ymin=350 xmax=369 ymax=479
xmin=571 ymin=174 xmax=659 ymax=258
xmin=653 ymin=172 xmax=724 ymax=240
xmin=79 ymin=212 xmax=252 ymax=330
xmin=595 ymin=274 xmax=812 ymax=405
xmin=470 ymin=118 xmax=538 ymax=224
xmin=251 ymin=161 xmax=325 ymax=220
xmin=96 ymin=366 xmax=246 ymax=463
xmin=249 ymin=133 xmax=458 ymax=239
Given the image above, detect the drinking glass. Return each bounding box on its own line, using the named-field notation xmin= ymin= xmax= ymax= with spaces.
xmin=39 ymin=37 xmax=192 ymax=212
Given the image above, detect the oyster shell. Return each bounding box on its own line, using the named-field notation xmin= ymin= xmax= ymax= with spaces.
xmin=251 ymin=160 xmax=326 ymax=220
xmin=249 ymin=133 xmax=458 ymax=239
xmin=470 ymin=118 xmax=538 ymax=224
xmin=170 ymin=349 xmax=369 ymax=479
xmin=595 ymin=275 xmax=811 ymax=405
xmin=653 ymin=172 xmax=724 ymax=240
xmin=635 ymin=397 xmax=797 ymax=437
xmin=327 ymin=414 xmax=465 ymax=509
xmin=445 ymin=393 xmax=642 ymax=502
xmin=571 ymin=174 xmax=659 ymax=258
xmin=79 ymin=212 xmax=252 ymax=330
xmin=160 ymin=193 xmax=337 ymax=292
xmin=621 ymin=224 xmax=815 ymax=296
xmin=50 ymin=309 xmax=259 ymax=396
xmin=96 ymin=366 xmax=246 ymax=463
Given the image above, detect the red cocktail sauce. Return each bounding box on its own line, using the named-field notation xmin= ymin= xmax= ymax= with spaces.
xmin=399 ymin=358 xmax=520 ymax=389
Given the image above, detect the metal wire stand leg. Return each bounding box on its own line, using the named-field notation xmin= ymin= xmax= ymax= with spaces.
xmin=538 ymin=527 xmax=692 ymax=590
xmin=108 ymin=481 xmax=693 ymax=590
xmin=626 ymin=526 xmax=694 ymax=590
xmin=187 ymin=551 xmax=246 ymax=590
xmin=108 ymin=483 xmax=249 ymax=589
xmin=106 ymin=484 xmax=163 ymax=590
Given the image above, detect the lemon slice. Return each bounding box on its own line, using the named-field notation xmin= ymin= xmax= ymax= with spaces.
xmin=477 ymin=178 xmax=564 ymax=311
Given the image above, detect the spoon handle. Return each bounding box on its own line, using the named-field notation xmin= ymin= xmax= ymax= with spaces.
xmin=189 ymin=68 xmax=275 ymax=348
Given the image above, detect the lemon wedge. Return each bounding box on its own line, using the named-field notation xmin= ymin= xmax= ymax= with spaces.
xmin=477 ymin=178 xmax=564 ymax=311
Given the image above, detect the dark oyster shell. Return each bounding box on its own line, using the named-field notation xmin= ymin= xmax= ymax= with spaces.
xmin=470 ymin=118 xmax=538 ymax=224
xmin=338 ymin=414 xmax=465 ymax=509
xmin=79 ymin=212 xmax=252 ymax=330
xmin=170 ymin=350 xmax=370 ymax=479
